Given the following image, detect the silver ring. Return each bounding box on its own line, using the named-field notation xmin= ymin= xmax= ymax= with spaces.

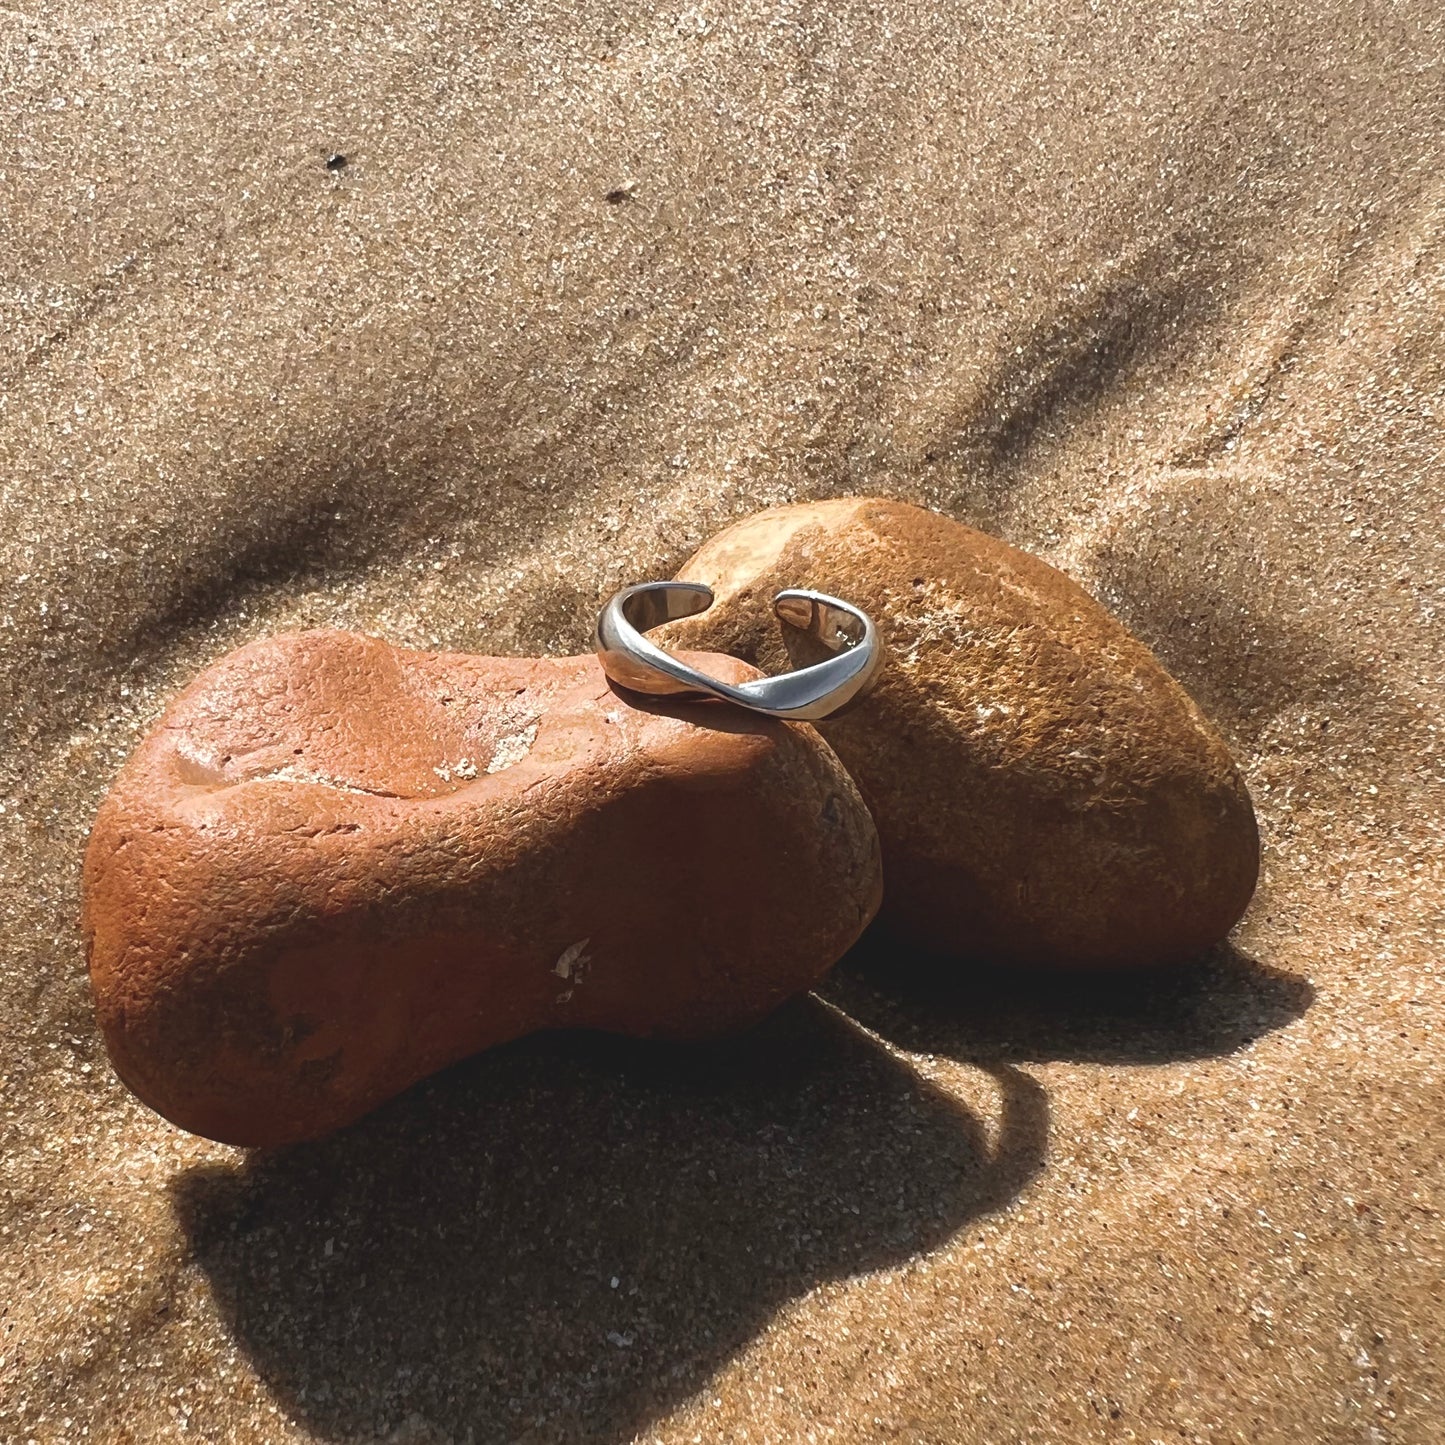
xmin=595 ymin=581 xmax=882 ymax=721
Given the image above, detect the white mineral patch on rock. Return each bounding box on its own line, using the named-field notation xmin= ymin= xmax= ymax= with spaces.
xmin=553 ymin=937 xmax=591 ymax=981
xmin=487 ymin=723 xmax=539 ymax=774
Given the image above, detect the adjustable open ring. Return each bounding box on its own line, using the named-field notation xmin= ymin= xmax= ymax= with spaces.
xmin=595 ymin=581 xmax=881 ymax=721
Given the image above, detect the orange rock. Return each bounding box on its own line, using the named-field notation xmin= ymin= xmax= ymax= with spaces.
xmin=82 ymin=630 xmax=881 ymax=1145
xmin=660 ymin=497 xmax=1259 ymax=969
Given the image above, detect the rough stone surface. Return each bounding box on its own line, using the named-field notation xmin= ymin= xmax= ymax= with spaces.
xmin=82 ymin=630 xmax=882 ymax=1145
xmin=661 ymin=497 xmax=1259 ymax=968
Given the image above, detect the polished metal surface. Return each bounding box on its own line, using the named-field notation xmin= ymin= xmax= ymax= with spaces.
xmin=595 ymin=581 xmax=881 ymax=720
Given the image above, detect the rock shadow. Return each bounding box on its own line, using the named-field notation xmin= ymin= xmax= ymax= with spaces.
xmin=822 ymin=935 xmax=1313 ymax=1066
xmin=173 ymin=997 xmax=1046 ymax=1445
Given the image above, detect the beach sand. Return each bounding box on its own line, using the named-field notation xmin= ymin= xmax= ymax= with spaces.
xmin=2 ymin=1 xmax=1442 ymax=1440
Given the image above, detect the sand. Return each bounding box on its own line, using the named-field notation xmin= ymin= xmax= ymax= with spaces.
xmin=1 ymin=0 xmax=1442 ymax=1440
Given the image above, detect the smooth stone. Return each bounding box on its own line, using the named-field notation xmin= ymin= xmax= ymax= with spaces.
xmin=82 ymin=630 xmax=881 ymax=1145
xmin=658 ymin=497 xmax=1259 ymax=969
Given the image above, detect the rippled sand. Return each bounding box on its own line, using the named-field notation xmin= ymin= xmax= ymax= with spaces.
xmin=2 ymin=1 xmax=1441 ymax=1440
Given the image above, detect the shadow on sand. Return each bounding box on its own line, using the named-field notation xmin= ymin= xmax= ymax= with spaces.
xmin=821 ymin=936 xmax=1314 ymax=1066
xmin=173 ymin=939 xmax=1309 ymax=1444
xmin=173 ymin=998 xmax=1046 ymax=1445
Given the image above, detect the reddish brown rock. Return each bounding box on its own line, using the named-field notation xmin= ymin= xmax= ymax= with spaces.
xmin=659 ymin=497 xmax=1259 ymax=970
xmin=82 ymin=631 xmax=881 ymax=1146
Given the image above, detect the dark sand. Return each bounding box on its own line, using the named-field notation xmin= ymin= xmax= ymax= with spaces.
xmin=2 ymin=1 xmax=1442 ymax=1440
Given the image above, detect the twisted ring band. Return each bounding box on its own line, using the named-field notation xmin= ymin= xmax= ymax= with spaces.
xmin=595 ymin=581 xmax=881 ymax=721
